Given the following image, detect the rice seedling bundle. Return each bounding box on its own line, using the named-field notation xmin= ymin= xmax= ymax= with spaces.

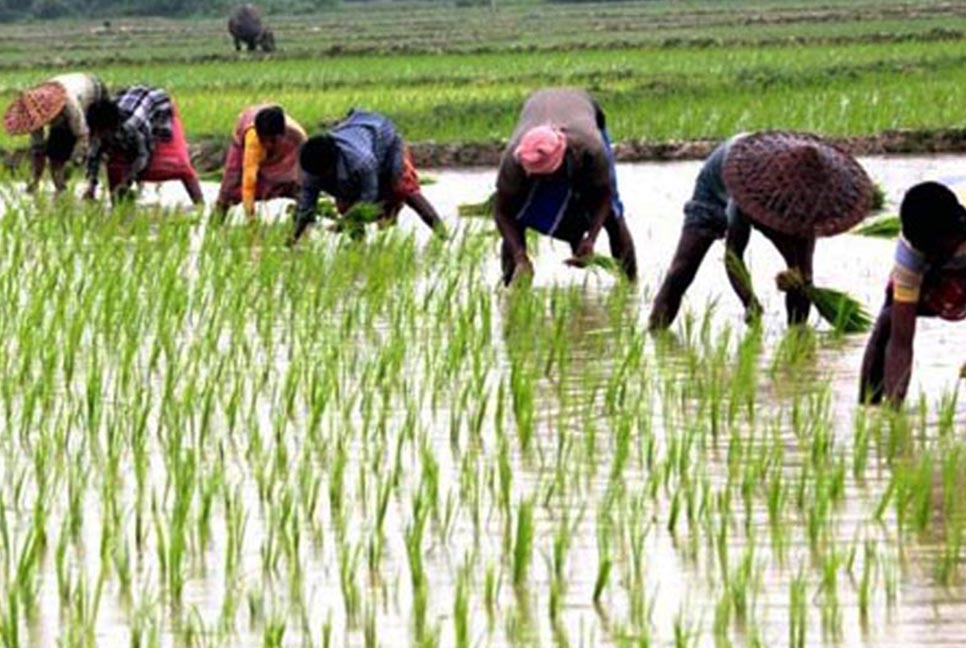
xmin=457 ymin=193 xmax=495 ymax=218
xmin=775 ymin=269 xmax=873 ymax=333
xmin=852 ymin=214 xmax=900 ymax=238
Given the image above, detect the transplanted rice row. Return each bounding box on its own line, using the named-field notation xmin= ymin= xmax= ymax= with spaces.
xmin=0 ymin=189 xmax=958 ymax=646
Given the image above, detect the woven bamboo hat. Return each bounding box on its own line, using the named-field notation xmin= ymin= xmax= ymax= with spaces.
xmin=3 ymin=81 xmax=67 ymax=135
xmin=722 ymin=131 xmax=873 ymax=238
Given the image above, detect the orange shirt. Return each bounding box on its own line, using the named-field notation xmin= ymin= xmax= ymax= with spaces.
xmin=241 ymin=128 xmax=266 ymax=215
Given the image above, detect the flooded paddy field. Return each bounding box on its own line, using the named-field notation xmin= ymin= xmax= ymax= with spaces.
xmin=0 ymin=156 xmax=964 ymax=648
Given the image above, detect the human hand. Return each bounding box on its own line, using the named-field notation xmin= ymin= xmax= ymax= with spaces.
xmin=744 ymin=300 xmax=763 ymax=325
xmin=113 ymin=183 xmax=135 ymax=203
xmin=511 ymin=256 xmax=534 ymax=286
xmin=575 ymin=236 xmax=596 ymax=260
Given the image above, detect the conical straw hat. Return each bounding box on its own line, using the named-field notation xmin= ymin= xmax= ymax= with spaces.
xmin=3 ymin=81 xmax=67 ymax=135
xmin=722 ymin=131 xmax=873 ymax=238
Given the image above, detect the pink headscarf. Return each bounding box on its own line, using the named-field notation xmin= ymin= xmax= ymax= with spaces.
xmin=514 ymin=125 xmax=567 ymax=176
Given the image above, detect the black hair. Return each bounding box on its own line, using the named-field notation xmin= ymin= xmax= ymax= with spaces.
xmin=591 ymin=98 xmax=607 ymax=130
xmin=254 ymin=106 xmax=285 ymax=138
xmin=299 ymin=134 xmax=339 ymax=178
xmin=900 ymin=181 xmax=966 ymax=256
xmin=86 ymin=99 xmax=120 ymax=133
xmin=45 ymin=122 xmax=77 ymax=163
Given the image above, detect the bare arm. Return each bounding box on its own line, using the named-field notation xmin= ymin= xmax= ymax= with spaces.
xmin=882 ymin=301 xmax=918 ymax=405
xmin=289 ymin=174 xmax=323 ymax=244
xmin=766 ymin=230 xmax=815 ymax=325
xmin=404 ymin=193 xmax=445 ymax=235
xmin=28 ymin=129 xmax=45 ymax=190
xmin=493 ymin=191 xmax=527 ymax=263
xmin=576 ymin=189 xmax=612 ymax=257
xmin=858 ymin=303 xmax=892 ymax=404
xmin=127 ymin=127 xmax=151 ymax=182
xmin=84 ymin=139 xmax=103 ymax=199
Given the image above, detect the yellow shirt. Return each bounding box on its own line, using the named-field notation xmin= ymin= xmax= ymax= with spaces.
xmin=242 ymin=128 xmax=266 ymax=215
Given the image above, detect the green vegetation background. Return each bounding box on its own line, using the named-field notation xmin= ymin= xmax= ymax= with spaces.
xmin=1 ymin=0 xmax=965 ymax=154
xmin=3 ymin=0 xmax=518 ymax=21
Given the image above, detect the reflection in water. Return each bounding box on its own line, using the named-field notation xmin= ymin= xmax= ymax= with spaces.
xmin=0 ymin=157 xmax=965 ymax=647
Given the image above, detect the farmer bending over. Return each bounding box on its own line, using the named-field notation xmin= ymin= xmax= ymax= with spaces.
xmin=84 ymin=86 xmax=203 ymax=205
xmin=289 ymin=109 xmax=443 ymax=243
xmin=3 ymin=73 xmax=108 ymax=195
xmin=494 ymin=87 xmax=636 ymax=285
xmin=648 ymin=131 xmax=872 ymax=329
xmin=859 ymin=182 xmax=966 ymax=405
xmin=215 ymin=105 xmax=306 ymax=223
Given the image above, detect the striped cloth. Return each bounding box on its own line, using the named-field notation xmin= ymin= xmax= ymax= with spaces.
xmin=294 ymin=109 xmax=415 ymax=226
xmin=87 ymin=86 xmax=174 ymax=184
xmin=892 ymin=236 xmax=966 ymax=306
xmin=329 ymin=110 xmax=403 ymax=203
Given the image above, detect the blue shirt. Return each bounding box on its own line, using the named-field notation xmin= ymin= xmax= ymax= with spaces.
xmin=682 ymin=134 xmax=746 ymax=235
xmin=295 ymin=110 xmax=403 ymax=224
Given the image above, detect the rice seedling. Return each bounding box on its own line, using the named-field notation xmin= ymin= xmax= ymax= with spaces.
xmin=852 ymin=214 xmax=900 ymax=238
xmin=511 ymin=497 xmax=534 ymax=591
xmin=775 ymin=269 xmax=873 ymax=333
xmin=0 ymin=9 xmax=964 ymax=643
xmin=457 ymin=194 xmax=495 ymax=219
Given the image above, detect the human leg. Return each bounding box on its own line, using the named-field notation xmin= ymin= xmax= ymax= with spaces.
xmin=648 ymin=226 xmax=719 ymax=329
xmin=767 ymin=231 xmax=815 ymax=325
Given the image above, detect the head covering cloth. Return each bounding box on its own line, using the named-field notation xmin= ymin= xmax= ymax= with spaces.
xmin=515 ymin=125 xmax=567 ymax=176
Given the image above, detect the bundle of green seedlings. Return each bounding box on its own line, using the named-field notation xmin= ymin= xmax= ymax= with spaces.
xmin=458 ymin=193 xmax=495 ymax=219
xmin=315 ymin=198 xmax=383 ymax=240
xmin=775 ymin=268 xmax=873 ymax=333
xmin=726 ymin=250 xmax=871 ymax=333
xmin=852 ymin=214 xmax=900 ymax=238
xmin=851 ymin=183 xmax=895 ymax=237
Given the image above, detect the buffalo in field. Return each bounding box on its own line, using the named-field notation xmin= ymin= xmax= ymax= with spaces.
xmin=228 ymin=4 xmax=276 ymax=53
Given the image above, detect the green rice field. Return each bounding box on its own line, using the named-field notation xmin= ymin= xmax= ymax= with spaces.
xmin=2 ymin=0 xmax=966 ymax=152
xmin=0 ymin=1 xmax=965 ymax=647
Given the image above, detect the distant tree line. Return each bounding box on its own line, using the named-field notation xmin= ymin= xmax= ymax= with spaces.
xmin=0 ymin=0 xmax=621 ymax=21
xmin=0 ymin=0 xmax=343 ymax=21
